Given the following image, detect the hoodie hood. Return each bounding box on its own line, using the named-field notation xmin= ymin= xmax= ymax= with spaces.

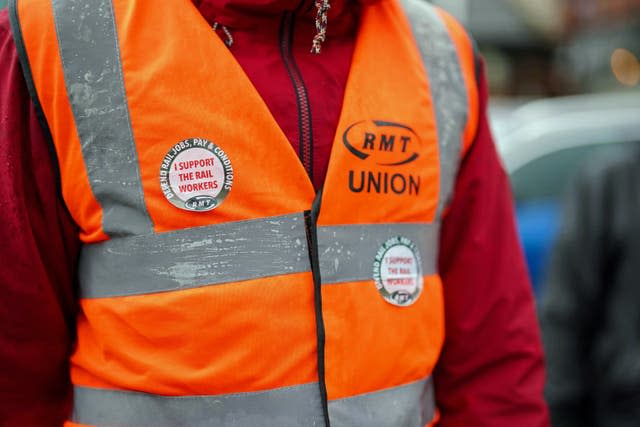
xmin=193 ymin=0 xmax=369 ymax=32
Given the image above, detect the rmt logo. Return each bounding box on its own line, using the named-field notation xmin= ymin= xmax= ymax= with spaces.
xmin=342 ymin=120 xmax=422 ymax=196
xmin=362 ymin=132 xmax=411 ymax=155
xmin=342 ymin=120 xmax=420 ymax=166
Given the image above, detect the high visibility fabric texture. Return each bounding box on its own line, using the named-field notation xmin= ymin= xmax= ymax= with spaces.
xmin=14 ymin=0 xmax=477 ymax=424
xmin=17 ymin=0 xmax=322 ymax=413
xmin=50 ymin=0 xmax=153 ymax=237
xmin=79 ymin=213 xmax=311 ymax=298
xmin=318 ymin=0 xmax=441 ymax=227
xmin=70 ymin=272 xmax=318 ymax=396
xmin=67 ymin=379 xmax=433 ymax=427
xmin=14 ymin=0 xmax=108 ymax=243
xmin=317 ymin=223 xmax=439 ymax=284
xmin=316 ymin=0 xmax=468 ymax=412
xmin=70 ymin=384 xmax=325 ymax=427
xmin=400 ymin=0 xmax=469 ymax=218
xmin=80 ymin=219 xmax=436 ymax=299
xmin=328 ymin=377 xmax=436 ymax=427
xmin=322 ymin=275 xmax=445 ymax=400
xmin=434 ymin=8 xmax=480 ymax=156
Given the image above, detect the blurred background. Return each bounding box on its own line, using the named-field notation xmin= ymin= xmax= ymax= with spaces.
xmin=432 ymin=2 xmax=640 ymax=426
xmin=434 ymin=0 xmax=640 ymax=295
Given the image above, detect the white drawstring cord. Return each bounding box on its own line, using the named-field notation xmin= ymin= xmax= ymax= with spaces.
xmin=213 ymin=22 xmax=234 ymax=47
xmin=311 ymin=0 xmax=330 ymax=54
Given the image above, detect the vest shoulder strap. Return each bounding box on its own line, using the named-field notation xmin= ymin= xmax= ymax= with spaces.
xmin=399 ymin=0 xmax=480 ymax=214
xmin=8 ymin=0 xmax=64 ymax=197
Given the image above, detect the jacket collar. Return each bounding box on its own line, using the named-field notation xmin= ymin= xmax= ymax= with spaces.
xmin=192 ymin=0 xmax=368 ymax=30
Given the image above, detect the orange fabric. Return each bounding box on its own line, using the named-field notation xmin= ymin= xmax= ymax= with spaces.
xmin=425 ymin=408 xmax=440 ymax=426
xmin=18 ymin=0 xmax=470 ymax=408
xmin=111 ymin=0 xmax=314 ymax=233
xmin=322 ymin=275 xmax=444 ymax=399
xmin=318 ymin=0 xmax=445 ymax=400
xmin=435 ymin=7 xmax=480 ymax=157
xmin=71 ymin=272 xmax=318 ymax=395
xmin=17 ymin=0 xmax=107 ymax=243
xmin=319 ymin=0 xmax=440 ymax=226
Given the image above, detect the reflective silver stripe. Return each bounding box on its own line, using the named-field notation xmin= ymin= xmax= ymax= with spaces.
xmin=328 ymin=377 xmax=436 ymax=427
xmin=318 ymin=223 xmax=438 ymax=284
xmin=52 ymin=0 xmax=152 ymax=236
xmin=401 ymin=0 xmax=469 ymax=219
xmin=79 ymin=213 xmax=310 ymax=298
xmin=71 ymin=383 xmax=325 ymax=427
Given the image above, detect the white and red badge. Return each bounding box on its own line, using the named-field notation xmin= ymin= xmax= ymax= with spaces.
xmin=373 ymin=236 xmax=424 ymax=307
xmin=159 ymin=138 xmax=233 ymax=212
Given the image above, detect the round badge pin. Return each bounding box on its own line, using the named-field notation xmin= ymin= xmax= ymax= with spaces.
xmin=159 ymin=138 xmax=234 ymax=212
xmin=373 ymin=236 xmax=424 ymax=307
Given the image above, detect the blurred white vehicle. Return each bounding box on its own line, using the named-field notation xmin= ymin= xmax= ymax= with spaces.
xmin=491 ymin=92 xmax=640 ymax=292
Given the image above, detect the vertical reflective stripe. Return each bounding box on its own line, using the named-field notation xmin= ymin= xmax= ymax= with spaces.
xmin=401 ymin=0 xmax=468 ymax=219
xmin=52 ymin=0 xmax=152 ymax=236
xmin=71 ymin=383 xmax=325 ymax=427
xmin=317 ymin=223 xmax=439 ymax=284
xmin=328 ymin=377 xmax=436 ymax=427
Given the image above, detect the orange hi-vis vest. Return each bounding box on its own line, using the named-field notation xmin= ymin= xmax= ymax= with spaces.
xmin=10 ymin=0 xmax=479 ymax=425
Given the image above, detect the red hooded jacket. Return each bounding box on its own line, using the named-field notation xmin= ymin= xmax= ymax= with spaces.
xmin=0 ymin=0 xmax=549 ymax=425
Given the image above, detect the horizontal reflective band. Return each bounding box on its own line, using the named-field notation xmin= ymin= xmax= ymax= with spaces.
xmin=78 ymin=213 xmax=310 ymax=298
xmin=328 ymin=377 xmax=436 ymax=427
xmin=317 ymin=223 xmax=439 ymax=284
xmin=71 ymin=383 xmax=325 ymax=427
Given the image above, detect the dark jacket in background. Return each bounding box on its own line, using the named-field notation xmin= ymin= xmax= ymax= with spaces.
xmin=541 ymin=145 xmax=640 ymax=427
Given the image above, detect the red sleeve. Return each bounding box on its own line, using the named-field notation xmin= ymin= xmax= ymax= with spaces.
xmin=0 ymin=9 xmax=80 ymax=426
xmin=434 ymin=61 xmax=549 ymax=426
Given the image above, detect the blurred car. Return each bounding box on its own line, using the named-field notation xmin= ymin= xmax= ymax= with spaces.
xmin=491 ymin=91 xmax=640 ymax=295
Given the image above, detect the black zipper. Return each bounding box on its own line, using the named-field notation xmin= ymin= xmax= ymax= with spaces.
xmin=304 ymin=189 xmax=330 ymax=427
xmin=279 ymin=10 xmax=314 ymax=184
xmin=280 ymin=5 xmax=328 ymax=424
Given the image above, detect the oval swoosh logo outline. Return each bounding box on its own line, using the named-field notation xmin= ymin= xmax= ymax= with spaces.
xmin=342 ymin=120 xmax=421 ymax=166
